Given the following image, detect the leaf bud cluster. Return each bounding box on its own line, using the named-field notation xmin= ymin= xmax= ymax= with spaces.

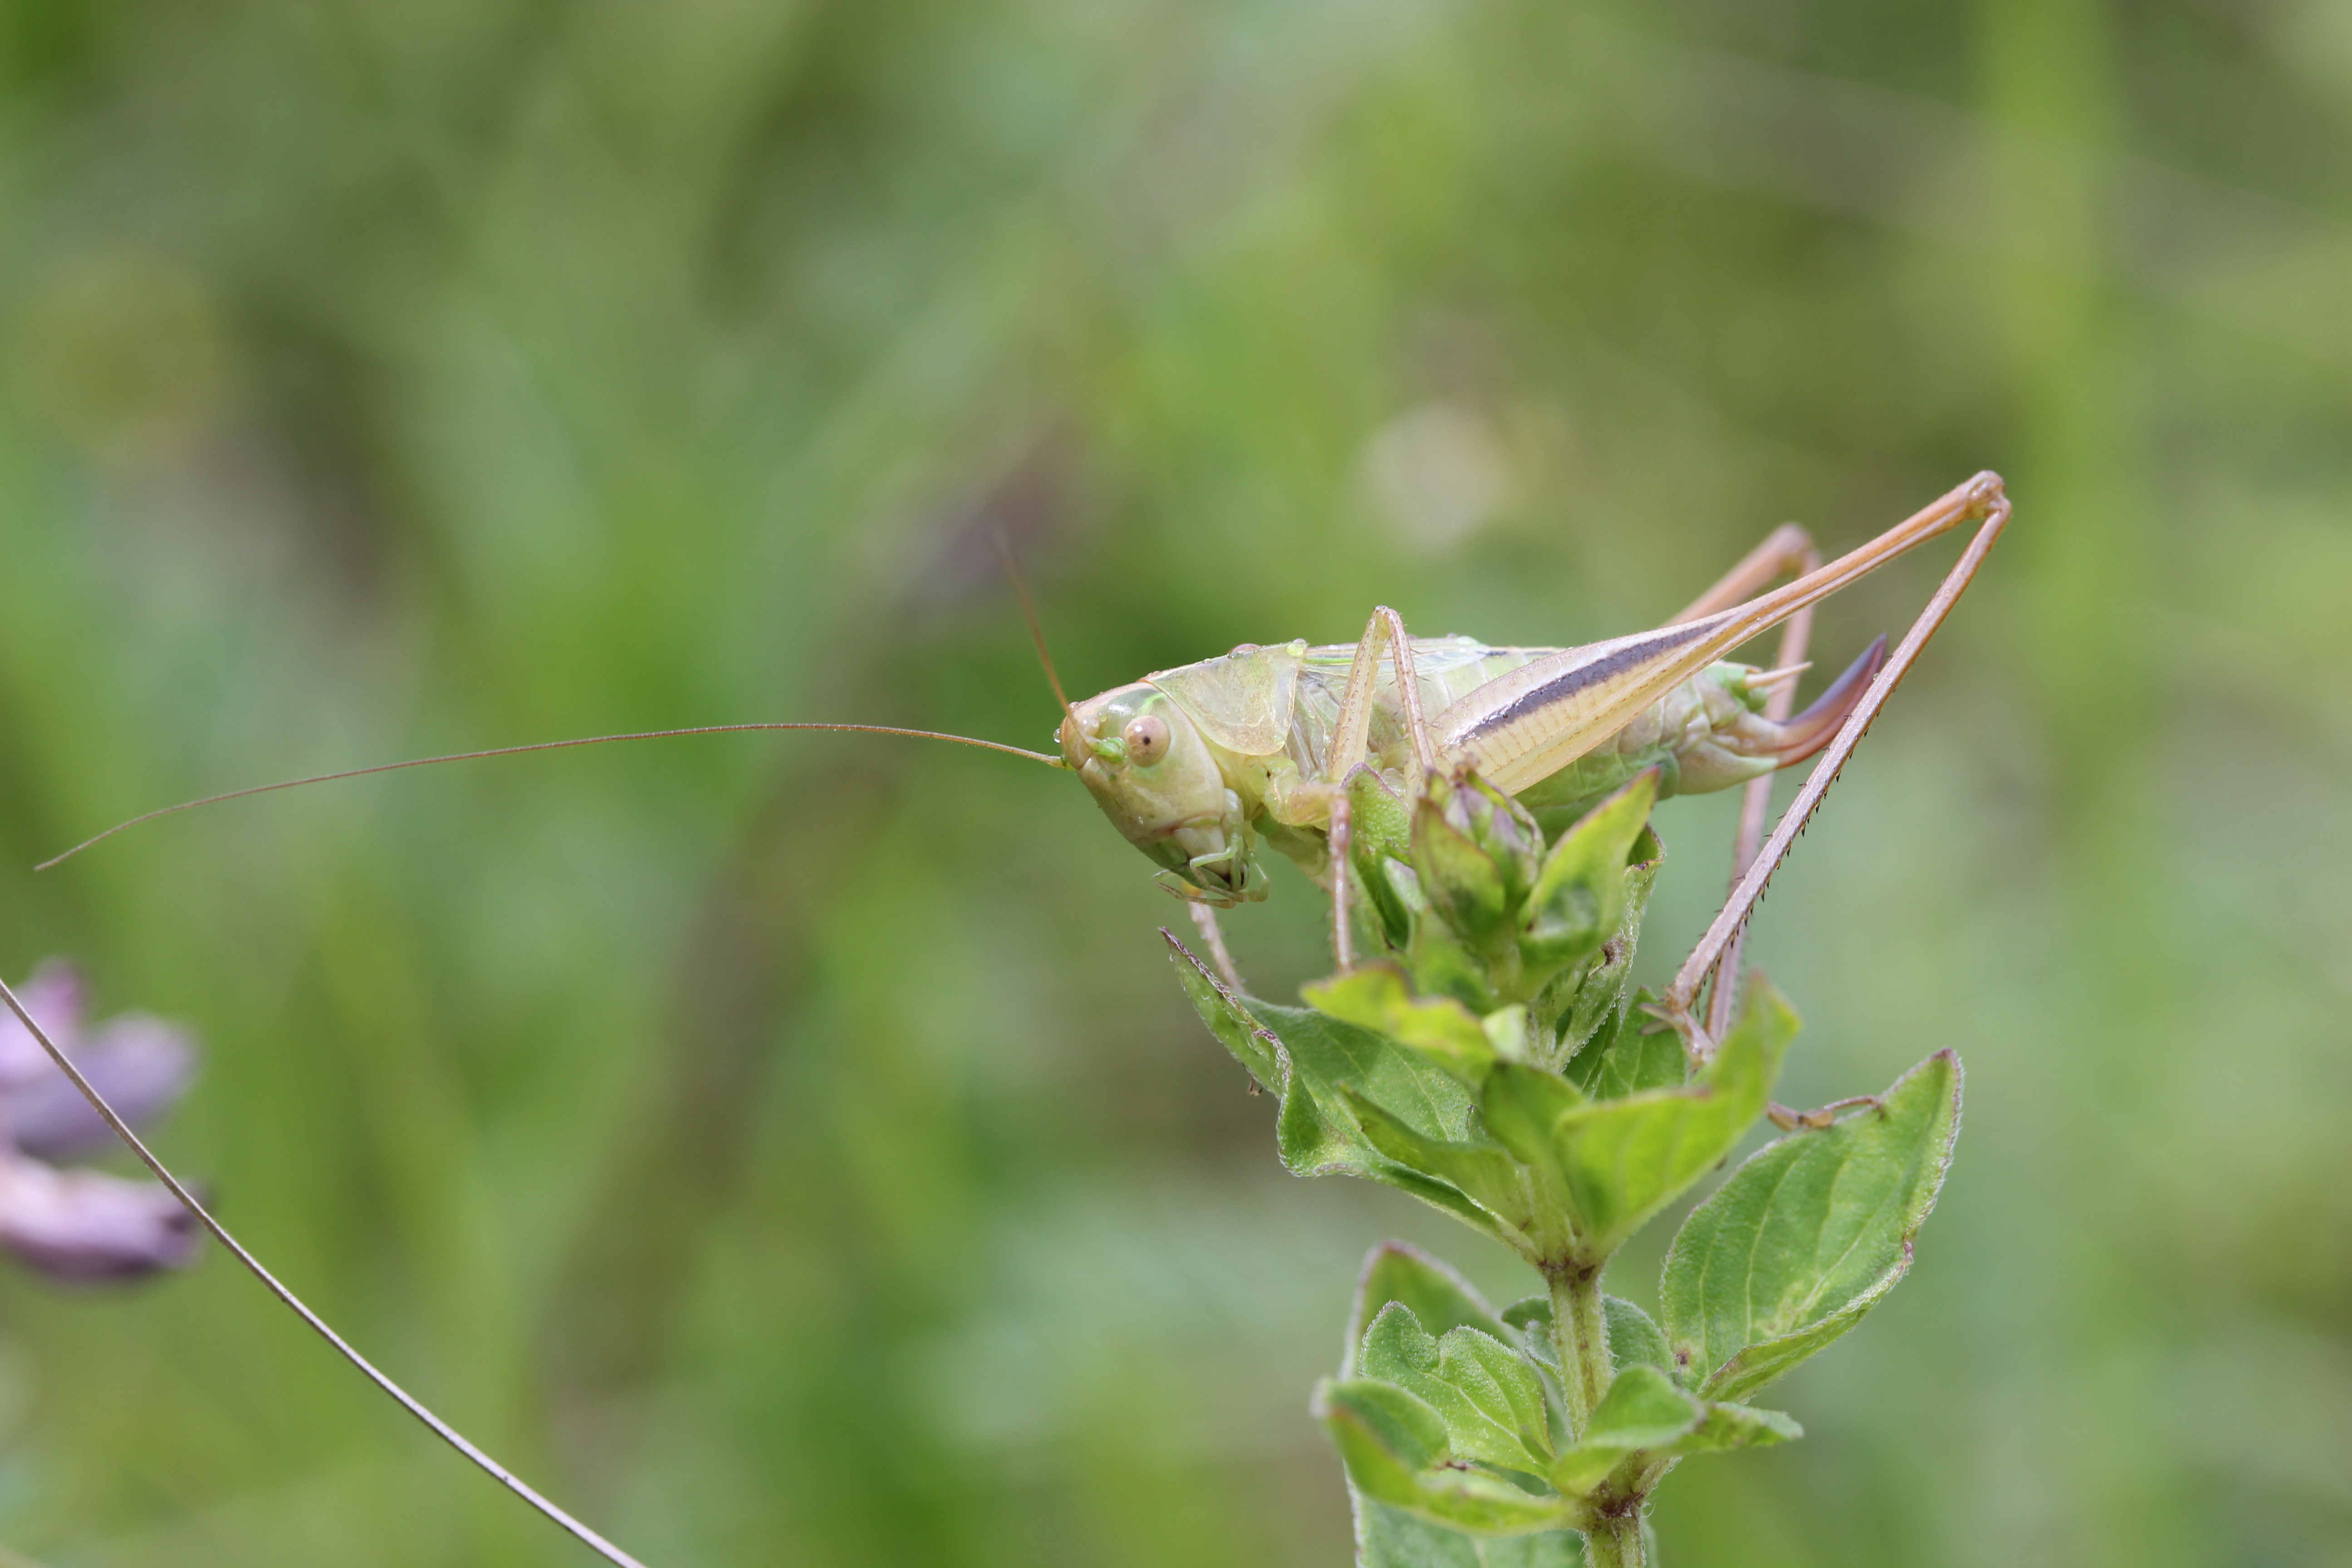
xmin=1165 ymin=763 xmax=1968 ymax=1565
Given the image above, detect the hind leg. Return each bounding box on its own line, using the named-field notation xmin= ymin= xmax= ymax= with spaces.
xmin=1665 ymin=524 xmax=1826 ymax=1039
xmin=1658 ymin=488 xmax=2013 ymax=1061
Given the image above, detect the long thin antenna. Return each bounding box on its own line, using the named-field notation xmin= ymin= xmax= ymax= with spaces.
xmin=0 ymin=975 xmax=652 ymax=1568
xmin=990 ymin=533 xmax=1077 ymax=727
xmin=39 ymin=722 xmax=1063 ymax=871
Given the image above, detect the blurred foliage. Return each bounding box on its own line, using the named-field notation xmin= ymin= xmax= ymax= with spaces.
xmin=0 ymin=0 xmax=2347 ymax=1563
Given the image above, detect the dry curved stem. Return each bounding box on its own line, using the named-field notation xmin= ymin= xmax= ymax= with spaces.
xmin=0 ymin=976 xmax=652 ymax=1568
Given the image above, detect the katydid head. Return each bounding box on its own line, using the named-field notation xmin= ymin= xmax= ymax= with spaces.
xmin=1060 ymin=683 xmax=1264 ymax=906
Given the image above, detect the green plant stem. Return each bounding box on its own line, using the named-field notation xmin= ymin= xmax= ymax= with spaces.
xmin=1546 ymin=1264 xmax=1612 ymax=1439
xmin=1549 ymin=1264 xmax=1646 ymax=1567
xmin=1582 ymin=1509 xmax=1644 ymax=1568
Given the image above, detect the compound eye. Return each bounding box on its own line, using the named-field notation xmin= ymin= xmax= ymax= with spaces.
xmin=1122 ymin=715 xmax=1171 ymax=766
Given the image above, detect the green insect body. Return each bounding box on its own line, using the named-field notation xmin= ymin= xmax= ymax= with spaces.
xmin=1060 ymin=470 xmax=2015 ymax=909
xmin=1062 ymin=634 xmax=1873 ymax=906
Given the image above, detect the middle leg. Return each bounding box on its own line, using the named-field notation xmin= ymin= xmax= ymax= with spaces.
xmin=1318 ymin=607 xmax=1436 ymax=971
xmin=1322 ymin=606 xmax=1436 ymax=784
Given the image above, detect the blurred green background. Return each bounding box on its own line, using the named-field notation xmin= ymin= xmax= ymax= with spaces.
xmin=0 ymin=0 xmax=2347 ymax=1563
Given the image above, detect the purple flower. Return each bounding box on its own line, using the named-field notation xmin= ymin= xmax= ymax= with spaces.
xmin=0 ymin=961 xmax=200 ymax=1282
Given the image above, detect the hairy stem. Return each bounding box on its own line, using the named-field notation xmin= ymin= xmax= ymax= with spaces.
xmin=1546 ymin=1264 xmax=1612 ymax=1440
xmin=1549 ymin=1264 xmax=1646 ymax=1567
xmin=1582 ymin=1509 xmax=1645 ymax=1568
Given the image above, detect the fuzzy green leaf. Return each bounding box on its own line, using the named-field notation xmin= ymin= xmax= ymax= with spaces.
xmin=1414 ymin=792 xmax=1514 ymax=954
xmin=1487 ymin=983 xmax=1793 ymax=1264
xmin=1348 ymin=770 xmax=1419 ymax=947
xmin=1661 ymin=1050 xmax=1963 ymax=1401
xmin=1603 ymin=1296 xmax=1673 ymax=1378
xmin=1551 ymin=1366 xmax=1702 ymax=1493
xmin=1357 ymin=1507 xmax=1583 ymax=1568
xmin=1499 ymin=1297 xmax=1557 ymax=1375
xmin=1563 ymin=995 xmax=1687 ymax=1099
xmin=1359 ymin=1303 xmax=1555 ymax=1474
xmin=1339 ymin=1253 xmax=1579 ymax=1555
xmin=1343 ymin=1091 xmax=1539 ymax=1252
xmin=1545 ymin=829 xmax=1663 ymax=1068
xmin=1319 ymin=1379 xmax=1571 ymax=1535
xmin=1546 ymin=981 xmax=1795 ymax=1261
xmin=1307 ymin=966 xmax=1496 ymax=1087
xmin=1583 ymin=1364 xmax=1704 ymax=1450
xmin=1549 ymin=1366 xmax=1799 ymax=1494
xmin=1166 ymin=934 xmax=1284 ymax=1090
xmin=1170 ymin=933 xmax=1472 ymax=1151
xmin=1346 ymin=1242 xmax=1517 ymax=1366
xmin=1265 ymin=1004 xmax=1481 ymax=1142
xmin=1408 ymin=912 xmax=1499 ymax=1014
xmin=1679 ymin=1401 xmax=1803 ymax=1451
xmin=1330 ymin=1376 xmax=1450 ymax=1469
xmin=1169 ymin=937 xmax=1502 ymax=1231
xmin=1479 ymin=1062 xmax=1587 ymax=1170
xmin=1520 ymin=771 xmax=1659 ymax=971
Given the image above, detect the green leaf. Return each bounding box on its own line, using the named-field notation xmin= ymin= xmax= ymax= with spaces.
xmin=1358 ymin=1505 xmax=1583 ymax=1568
xmin=1479 ymin=984 xmax=1794 ymax=1266
xmin=1551 ymin=1366 xmax=1702 ymax=1493
xmin=1346 ymin=1242 xmax=1517 ymax=1367
xmin=1479 ymin=1062 xmax=1587 ymax=1171
xmin=1169 ymin=933 xmax=1467 ymax=1147
xmin=1348 ymin=770 xmax=1419 ymax=947
xmin=1342 ymin=1090 xmax=1542 ymax=1254
xmin=1329 ymin=1377 xmax=1449 ymax=1470
xmin=1307 ymin=966 xmax=1497 ymax=1087
xmin=1680 ymin=1401 xmax=1803 ymax=1451
xmin=1520 ymin=771 xmax=1659 ymax=972
xmin=1544 ymin=981 xmax=1797 ymax=1261
xmin=1546 ymin=830 xmax=1663 ymax=1067
xmin=1359 ymin=1303 xmax=1555 ymax=1475
xmin=1165 ymin=932 xmax=1284 ymax=1090
xmin=1548 ymin=1366 xmax=1799 ymax=1494
xmin=1243 ymin=990 xmax=1495 ymax=1223
xmin=1563 ymin=995 xmax=1687 ymax=1099
xmin=1482 ymin=1005 xmax=1532 ymax=1064
xmin=1661 ymin=1049 xmax=1962 ymax=1401
xmin=1499 ymin=1297 xmax=1556 ymax=1375
xmin=1414 ymin=789 xmax=1514 ymax=954
xmin=1602 ymin=1296 xmax=1673 ymax=1378
xmin=1410 ymin=913 xmax=1499 ymax=1014
xmin=1319 ymin=1379 xmax=1572 ymax=1535
xmin=1170 ymin=938 xmax=1508 ymax=1232
xmin=1584 ymin=1364 xmax=1704 ymax=1449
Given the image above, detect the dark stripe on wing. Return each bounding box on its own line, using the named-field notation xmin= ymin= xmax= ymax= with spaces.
xmin=1461 ymin=622 xmax=1716 ymax=745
